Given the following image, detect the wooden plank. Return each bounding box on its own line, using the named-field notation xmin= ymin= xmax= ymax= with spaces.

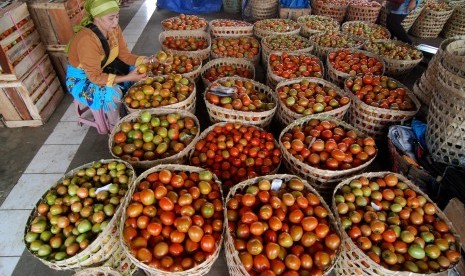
xmin=6 ymin=30 xmax=40 ymax=63
xmin=0 ymin=19 xmax=35 ymax=49
xmin=39 ymin=80 xmax=64 ymax=123
xmin=47 ymin=48 xmax=67 ymax=85
xmin=0 ymin=88 xmax=22 ymax=121
xmin=13 ymin=42 xmax=46 ymax=79
xmin=35 ymin=77 xmax=60 ymax=112
xmin=22 ymin=54 xmax=55 ymax=93
xmin=4 ymin=119 xmax=42 ymax=127
xmin=3 ymin=86 xmax=33 ymax=120
xmin=443 ymin=198 xmax=465 ymax=251
xmin=0 ymin=2 xmax=29 ymax=35
xmin=48 ymin=9 xmax=73 ymax=45
xmin=27 ymin=6 xmax=57 ymax=46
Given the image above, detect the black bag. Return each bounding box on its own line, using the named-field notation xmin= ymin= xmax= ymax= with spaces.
xmin=87 ymin=23 xmax=130 ymax=75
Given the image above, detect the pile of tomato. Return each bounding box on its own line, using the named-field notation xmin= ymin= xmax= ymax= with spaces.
xmin=364 ymin=40 xmax=423 ymax=61
xmin=202 ymin=63 xmax=254 ymax=84
xmin=269 ymin=53 xmax=323 ymax=79
xmin=297 ymin=15 xmax=339 ymax=35
xmin=211 ymin=37 xmax=260 ymax=60
xmin=210 ymin=19 xmax=252 ymax=28
xmin=190 ymin=123 xmax=282 ymax=189
xmin=328 ymin=49 xmax=384 ymax=76
xmin=162 ymin=14 xmax=208 ymax=31
xmin=254 ymin=19 xmax=300 ymax=33
xmin=262 ymin=35 xmax=312 ymax=54
xmin=280 ymin=118 xmax=377 ymax=170
xmin=334 ymin=173 xmax=461 ymax=273
xmin=122 ymin=169 xmax=223 ymax=272
xmin=342 ymin=21 xmax=390 ymax=41
xmin=148 ymin=52 xmax=201 ymax=76
xmin=227 ymin=177 xmax=341 ymax=275
xmin=162 ymin=36 xmax=209 ymax=52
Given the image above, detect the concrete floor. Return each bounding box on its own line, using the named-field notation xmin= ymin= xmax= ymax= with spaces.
xmin=0 ymin=1 xmax=436 ymax=275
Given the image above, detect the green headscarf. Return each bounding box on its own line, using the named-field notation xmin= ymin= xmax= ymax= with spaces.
xmin=73 ymin=0 xmax=120 ymax=33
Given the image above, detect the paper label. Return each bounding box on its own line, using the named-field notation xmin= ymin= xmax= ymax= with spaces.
xmin=95 ymin=184 xmax=112 ymax=194
xmin=271 ymin=179 xmax=283 ymax=191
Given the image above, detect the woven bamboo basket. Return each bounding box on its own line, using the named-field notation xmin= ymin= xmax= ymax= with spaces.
xmin=200 ymin=58 xmax=255 ymax=87
xmin=443 ymin=5 xmax=465 ymax=37
xmin=387 ymin=137 xmax=436 ymax=190
xmin=279 ymin=114 xmax=377 ymax=198
xmin=411 ymin=5 xmax=454 ymax=38
xmin=267 ymin=51 xmax=324 ymax=89
xmin=251 ymin=0 xmax=279 ymax=20
xmin=261 ymin=34 xmax=314 ymax=69
xmin=108 ymin=108 xmax=200 ymax=169
xmin=253 ymin=18 xmax=301 ymax=40
xmin=123 ymin=76 xmax=196 ymax=115
xmin=209 ymin=19 xmax=254 ymax=37
xmin=442 ymin=39 xmax=465 ymax=77
xmin=326 ymin=49 xmax=385 ymax=86
xmin=332 ymin=171 xmax=462 ymax=276
xmin=364 ymin=39 xmax=423 ymax=76
xmin=223 ymin=0 xmax=242 ymax=13
xmin=118 ymin=164 xmax=224 ymax=276
xmin=210 ymin=37 xmax=261 ymax=65
xmin=378 ymin=4 xmax=387 ymax=26
xmin=297 ymin=15 xmax=340 ymax=37
xmin=24 ymin=159 xmax=136 ymax=270
xmin=312 ymin=0 xmax=348 ymax=22
xmin=346 ymin=3 xmax=382 ymax=23
xmin=161 ymin=16 xmax=208 ymax=32
xmin=74 ymin=267 xmax=122 ymax=276
xmin=344 ymin=76 xmax=421 ymax=138
xmin=101 ymin=240 xmax=138 ymax=276
xmin=275 ymin=77 xmax=350 ymax=125
xmin=309 ymin=32 xmax=364 ymax=61
xmin=401 ymin=0 xmax=426 ymax=31
xmin=204 ymin=77 xmax=278 ymax=127
xmin=341 ymin=21 xmax=391 ymax=41
xmin=224 ymin=174 xmax=342 ymax=276
xmin=413 ymin=79 xmax=431 ymax=107
xmin=159 ymin=30 xmax=211 ymax=61
xmin=148 ymin=60 xmax=203 ymax=81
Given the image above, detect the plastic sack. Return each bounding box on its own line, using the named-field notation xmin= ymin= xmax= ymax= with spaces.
xmin=157 ymin=0 xmax=222 ymax=14
xmin=280 ymin=0 xmax=309 ymax=8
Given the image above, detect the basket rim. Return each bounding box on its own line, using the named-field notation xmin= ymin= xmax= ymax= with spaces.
xmin=343 ymin=75 xmax=422 ymax=116
xmin=161 ymin=16 xmax=208 ymax=32
xmin=108 ymin=108 xmax=200 ymax=167
xmin=203 ymin=76 xmax=278 ymax=118
xmin=24 ymin=159 xmax=136 ymax=269
xmin=278 ymin=114 xmax=377 ymax=180
xmin=118 ymin=164 xmax=224 ymax=276
xmin=224 ymin=174 xmax=343 ymax=276
xmin=331 ymin=171 xmax=462 ymax=275
xmin=200 ymin=58 xmax=255 ymax=87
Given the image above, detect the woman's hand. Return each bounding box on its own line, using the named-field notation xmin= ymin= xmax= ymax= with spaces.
xmin=127 ymin=68 xmax=147 ymax=82
xmin=142 ymin=55 xmax=155 ymax=64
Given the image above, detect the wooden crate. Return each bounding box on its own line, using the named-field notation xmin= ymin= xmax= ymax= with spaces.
xmin=0 ymin=2 xmax=46 ymax=81
xmin=46 ymin=45 xmax=67 ymax=87
xmin=279 ymin=5 xmax=311 ymax=20
xmin=0 ymin=54 xmax=64 ymax=127
xmin=27 ymin=0 xmax=86 ymax=46
xmin=444 ymin=198 xmax=465 ymax=251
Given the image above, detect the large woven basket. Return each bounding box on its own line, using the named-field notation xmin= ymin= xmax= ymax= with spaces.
xmin=224 ymin=174 xmax=342 ymax=276
xmin=312 ymin=0 xmax=348 ymax=22
xmin=118 ymin=164 xmax=224 ymax=276
xmin=332 ymin=171 xmax=461 ymax=276
xmin=326 ymin=49 xmax=385 ymax=86
xmin=341 ymin=21 xmax=391 ymax=41
xmin=159 ymin=30 xmax=211 ymax=61
xmin=346 ymin=2 xmax=382 ymax=23
xmin=223 ymin=0 xmax=242 ymax=13
xmin=123 ymin=76 xmax=196 ymax=115
xmin=200 ymin=58 xmax=255 ymax=87
xmin=210 ymin=36 xmax=261 ymax=65
xmin=411 ymin=5 xmax=454 ymax=38
xmin=261 ymin=34 xmax=314 ymax=69
xmin=275 ymin=77 xmax=349 ymax=125
xmin=401 ymin=0 xmax=426 ymax=31
xmin=253 ymin=18 xmax=301 ymax=40
xmin=441 ymin=38 xmax=465 ymax=77
xmin=24 ymin=159 xmax=136 ymax=270
xmin=364 ymin=39 xmax=423 ymax=76
xmin=309 ymin=32 xmax=364 ymax=61
xmin=442 ymin=5 xmax=465 ymax=37
xmin=74 ymin=267 xmax=122 ymax=276
xmin=161 ymin=16 xmax=208 ymax=32
xmin=101 ymin=240 xmax=138 ymax=276
xmin=108 ymin=108 xmax=200 ymax=169
xmin=279 ymin=114 xmax=376 ymax=198
xmin=204 ymin=77 xmax=278 ymax=128
xmin=297 ymin=15 xmax=340 ymax=37
xmin=267 ymin=51 xmax=324 ymax=89
xmin=209 ymin=19 xmax=254 ymax=37
xmin=344 ymin=76 xmax=421 ymax=139
xmin=251 ymin=0 xmax=279 ymax=20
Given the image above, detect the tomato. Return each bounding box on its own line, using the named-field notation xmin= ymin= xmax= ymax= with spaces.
xmin=200 ymin=234 xmax=216 ymax=253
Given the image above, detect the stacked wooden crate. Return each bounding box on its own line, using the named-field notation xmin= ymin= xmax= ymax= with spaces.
xmin=0 ymin=2 xmax=64 ymax=127
xmin=27 ymin=0 xmax=86 ymax=85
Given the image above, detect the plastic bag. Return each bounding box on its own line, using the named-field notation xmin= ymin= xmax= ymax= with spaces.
xmin=280 ymin=0 xmax=309 ymax=8
xmin=157 ymin=0 xmax=222 ymax=14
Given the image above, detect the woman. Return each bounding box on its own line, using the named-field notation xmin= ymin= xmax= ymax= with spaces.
xmin=386 ymin=0 xmax=420 ymax=44
xmin=66 ymin=0 xmax=151 ymax=127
